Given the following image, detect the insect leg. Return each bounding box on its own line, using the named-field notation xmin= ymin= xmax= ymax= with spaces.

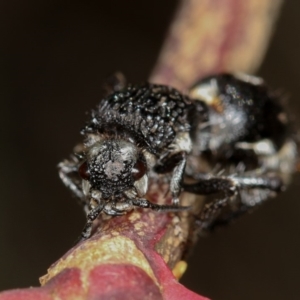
xmin=131 ymin=198 xmax=190 ymax=212
xmin=170 ymin=154 xmax=186 ymax=205
xmin=232 ymin=175 xmax=284 ymax=193
xmin=58 ymin=158 xmax=84 ymax=199
xmin=155 ymin=152 xmax=187 ymax=205
xmin=182 ymin=177 xmax=237 ymax=197
xmin=183 ymin=176 xmax=239 ymax=231
xmin=196 ymin=198 xmax=228 ymax=231
xmin=58 ymin=143 xmax=88 ymax=210
xmin=185 ymin=174 xmax=284 ymax=231
xmin=228 ymin=174 xmax=284 ymax=210
xmin=80 ymin=201 xmax=105 ymax=240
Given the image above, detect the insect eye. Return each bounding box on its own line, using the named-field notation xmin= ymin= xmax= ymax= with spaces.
xmin=78 ymin=161 xmax=90 ymax=180
xmin=132 ymin=157 xmax=147 ymax=181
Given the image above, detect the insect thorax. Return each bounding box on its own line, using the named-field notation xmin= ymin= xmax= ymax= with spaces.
xmin=81 ymin=83 xmax=193 ymax=155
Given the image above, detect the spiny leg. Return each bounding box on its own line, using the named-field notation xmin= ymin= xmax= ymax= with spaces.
xmin=170 ymin=154 xmax=187 ymax=205
xmin=182 ymin=177 xmax=237 ymax=197
xmin=58 ymin=144 xmax=88 ymax=211
xmin=58 ymin=159 xmax=83 ymax=199
xmin=184 ymin=173 xmax=284 ymax=230
xmin=196 ymin=198 xmax=229 ymax=231
xmin=202 ymin=186 xmax=279 ymax=230
xmin=80 ymin=200 xmax=105 ymax=241
xmin=131 ymin=198 xmax=190 ymax=212
xmin=155 ymin=152 xmax=187 ymax=205
xmin=232 ymin=175 xmax=284 ymax=193
xmin=183 ymin=177 xmax=237 ymax=231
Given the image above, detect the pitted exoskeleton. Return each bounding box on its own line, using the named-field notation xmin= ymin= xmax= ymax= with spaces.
xmin=58 ymin=73 xmax=298 ymax=239
xmin=59 ymin=73 xmax=206 ymax=239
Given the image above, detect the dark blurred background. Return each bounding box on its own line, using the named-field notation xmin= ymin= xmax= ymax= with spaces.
xmin=0 ymin=1 xmax=299 ymax=300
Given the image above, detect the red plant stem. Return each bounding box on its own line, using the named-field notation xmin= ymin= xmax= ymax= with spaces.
xmin=150 ymin=0 xmax=283 ymax=91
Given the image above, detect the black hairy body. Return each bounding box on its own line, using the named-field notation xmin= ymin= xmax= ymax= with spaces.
xmin=83 ymin=83 xmax=194 ymax=154
xmin=59 ymin=73 xmax=297 ymax=239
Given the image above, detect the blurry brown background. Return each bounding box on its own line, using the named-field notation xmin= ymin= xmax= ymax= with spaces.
xmin=0 ymin=1 xmax=299 ymax=300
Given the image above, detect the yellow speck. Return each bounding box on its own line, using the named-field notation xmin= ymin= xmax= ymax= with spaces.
xmin=128 ymin=212 xmax=140 ymax=222
xmin=172 ymin=260 xmax=188 ymax=280
xmin=134 ymin=222 xmax=145 ymax=231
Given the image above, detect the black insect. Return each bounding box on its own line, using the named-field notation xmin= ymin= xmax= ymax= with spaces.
xmin=58 ymin=73 xmax=297 ymax=240
xmin=187 ymin=73 xmax=297 ymax=229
